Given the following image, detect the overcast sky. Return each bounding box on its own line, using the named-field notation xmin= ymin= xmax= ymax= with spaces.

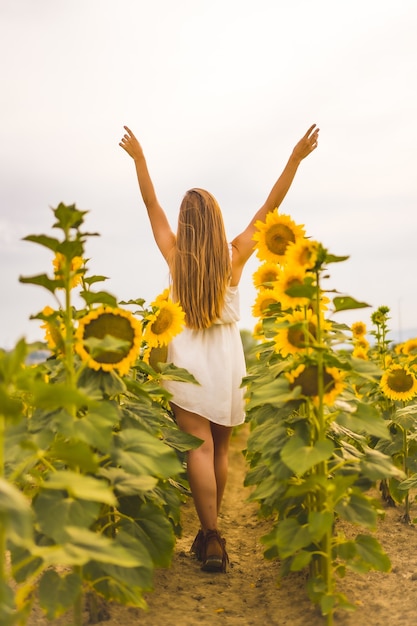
xmin=1 ymin=0 xmax=416 ymax=349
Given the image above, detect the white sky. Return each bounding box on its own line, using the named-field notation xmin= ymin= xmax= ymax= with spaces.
xmin=1 ymin=0 xmax=416 ymax=348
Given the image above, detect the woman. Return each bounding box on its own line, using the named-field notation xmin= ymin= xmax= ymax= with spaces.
xmin=119 ymin=123 xmax=319 ymax=572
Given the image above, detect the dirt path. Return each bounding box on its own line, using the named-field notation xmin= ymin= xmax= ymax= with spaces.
xmin=27 ymin=425 xmax=417 ymax=625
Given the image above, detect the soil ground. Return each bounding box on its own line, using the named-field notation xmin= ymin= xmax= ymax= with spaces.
xmin=27 ymin=425 xmax=417 ymax=626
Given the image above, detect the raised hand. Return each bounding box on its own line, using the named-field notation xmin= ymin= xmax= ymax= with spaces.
xmin=292 ymin=124 xmax=320 ymax=161
xmin=119 ymin=126 xmax=144 ymax=161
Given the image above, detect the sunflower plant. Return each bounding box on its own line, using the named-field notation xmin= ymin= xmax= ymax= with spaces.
xmin=244 ymin=218 xmax=403 ymax=625
xmin=357 ymin=307 xmax=417 ymax=523
xmin=2 ymin=203 xmax=198 ymax=626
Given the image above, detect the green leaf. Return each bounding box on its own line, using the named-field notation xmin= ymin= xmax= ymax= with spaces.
xmin=34 ymin=527 xmax=145 ymax=568
xmin=0 ymin=478 xmax=33 ymax=546
xmin=397 ymin=472 xmax=417 ymax=491
xmin=112 ymin=429 xmax=182 ymax=478
xmin=31 ymin=380 xmax=91 ymax=410
xmin=158 ymin=362 xmax=200 ymax=384
xmin=83 ymin=274 xmax=109 ymax=285
xmin=49 ymin=438 xmax=99 ymax=472
xmin=34 ymin=490 xmax=100 ymax=542
xmin=324 ymin=253 xmax=350 ymax=264
xmin=281 ymin=436 xmax=334 ymax=475
xmin=38 ymin=570 xmax=82 ymax=619
xmin=98 ymin=467 xmax=158 ymax=495
xmin=290 ymin=549 xmax=313 ymax=571
xmin=307 ymin=510 xmax=334 ymax=543
xmin=336 ymin=402 xmax=391 ymax=440
xmin=335 ymin=491 xmax=377 ymax=529
xmin=80 ymin=290 xmax=118 ymax=307
xmin=53 ymin=202 xmax=87 ymax=230
xmin=285 ymin=283 xmax=317 ymax=299
xmin=0 ymin=580 xmax=16 ymax=626
xmin=63 ymin=526 xmax=144 ymax=566
xmin=84 ymin=562 xmax=150 ymax=608
xmin=360 ymin=447 xmax=405 ymax=481
xmin=73 ymin=404 xmax=118 ymax=452
xmin=22 ymin=234 xmax=60 ymax=252
xmin=0 ymin=338 xmax=27 ymax=381
xmin=246 ymin=377 xmax=300 ymax=410
xmin=263 ymin=518 xmax=312 ymax=559
xmin=355 ymin=534 xmax=391 ymax=572
xmin=333 ymin=296 xmax=370 ymax=312
xmin=42 ymin=470 xmax=116 ymax=505
xmin=0 ymin=388 xmax=24 ymax=421
xmin=19 ymin=273 xmax=60 ymax=294
xmin=57 ymin=239 xmax=83 ymax=259
xmin=121 ymin=502 xmax=176 ymax=567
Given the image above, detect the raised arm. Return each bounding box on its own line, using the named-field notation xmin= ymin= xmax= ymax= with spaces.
xmin=119 ymin=126 xmax=175 ymax=261
xmin=231 ymin=124 xmax=319 ymax=284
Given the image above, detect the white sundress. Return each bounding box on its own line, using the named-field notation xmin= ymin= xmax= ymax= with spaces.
xmin=163 ymin=285 xmax=247 ymax=427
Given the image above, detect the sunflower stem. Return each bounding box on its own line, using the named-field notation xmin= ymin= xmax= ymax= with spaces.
xmin=313 ymin=269 xmax=334 ymax=618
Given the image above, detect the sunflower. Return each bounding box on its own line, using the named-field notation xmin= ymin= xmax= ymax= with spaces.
xmin=144 ymin=298 xmax=185 ymax=347
xmin=75 ymin=306 xmax=142 ymax=375
xmin=274 ymin=309 xmax=329 ymax=357
xmin=395 ymin=337 xmax=417 ymax=356
xmin=286 ymin=363 xmax=345 ymax=406
xmin=285 ymin=238 xmax=319 ymax=271
xmin=253 ymin=211 xmax=305 ymax=263
xmin=351 ymin=321 xmax=367 ymax=338
xmin=352 ymin=346 xmax=368 ymax=360
xmin=252 ymin=261 xmax=281 ymax=290
xmin=273 ymin=266 xmax=310 ymax=310
xmin=380 ymin=364 xmax=417 ymax=402
xmin=53 ymin=252 xmax=84 ymax=289
xmin=252 ymin=288 xmax=282 ymax=319
xmin=153 ymin=288 xmax=170 ymax=304
xmin=253 ymin=320 xmax=265 ymax=341
xmin=354 ymin=337 xmax=370 ymax=351
xmin=40 ymin=306 xmax=66 ymax=352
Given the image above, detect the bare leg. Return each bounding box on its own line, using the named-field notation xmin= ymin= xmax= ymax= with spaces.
xmin=211 ymin=422 xmax=233 ymax=514
xmin=172 ymin=404 xmax=218 ymax=531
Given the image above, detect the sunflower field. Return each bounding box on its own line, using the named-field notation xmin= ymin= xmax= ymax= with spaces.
xmin=244 ymin=210 xmax=417 ymax=624
xmin=2 ymin=204 xmax=417 ymax=626
xmin=0 ymin=203 xmax=198 ymax=625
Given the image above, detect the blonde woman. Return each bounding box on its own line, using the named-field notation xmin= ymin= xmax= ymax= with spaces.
xmin=119 ymin=123 xmax=319 ymax=572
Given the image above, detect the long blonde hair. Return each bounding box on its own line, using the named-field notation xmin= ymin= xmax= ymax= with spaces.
xmin=170 ymin=188 xmax=231 ymax=330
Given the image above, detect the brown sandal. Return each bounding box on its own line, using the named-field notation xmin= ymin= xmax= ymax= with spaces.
xmin=201 ymin=529 xmax=229 ymax=573
xmin=190 ymin=529 xmax=204 ymax=561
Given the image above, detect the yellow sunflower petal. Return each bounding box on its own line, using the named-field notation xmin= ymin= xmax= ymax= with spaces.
xmin=285 ymin=238 xmax=319 ymax=271
xmin=75 ymin=306 xmax=142 ymax=375
xmin=286 ymin=363 xmax=344 ymax=406
xmin=252 ymin=261 xmax=281 ymax=290
xmin=274 ymin=309 xmax=328 ymax=357
xmin=144 ymin=298 xmax=185 ymax=347
xmin=252 ymin=288 xmax=282 ymax=319
xmin=351 ymin=321 xmax=367 ymax=338
xmin=380 ymin=365 xmax=417 ymax=402
xmin=273 ymin=266 xmax=310 ymax=310
xmin=253 ymin=211 xmax=305 ymax=263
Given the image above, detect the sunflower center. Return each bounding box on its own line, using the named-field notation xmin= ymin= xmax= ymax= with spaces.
xmin=386 ymin=369 xmax=414 ymax=393
xmin=288 ymin=322 xmax=316 ymax=348
xmin=265 ymin=224 xmax=295 ymax=256
xmin=260 ymin=297 xmax=278 ymax=313
xmin=290 ymin=365 xmax=335 ymax=397
xmin=83 ymin=313 xmax=134 ymax=363
xmin=262 ymin=270 xmax=279 ymax=285
xmin=151 ymin=308 xmax=174 ymax=335
xmin=298 ymin=246 xmax=314 ymax=266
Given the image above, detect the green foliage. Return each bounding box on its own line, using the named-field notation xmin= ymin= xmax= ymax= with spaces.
xmin=1 ymin=203 xmax=199 ymax=625
xmin=244 ymin=245 xmax=407 ymax=625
